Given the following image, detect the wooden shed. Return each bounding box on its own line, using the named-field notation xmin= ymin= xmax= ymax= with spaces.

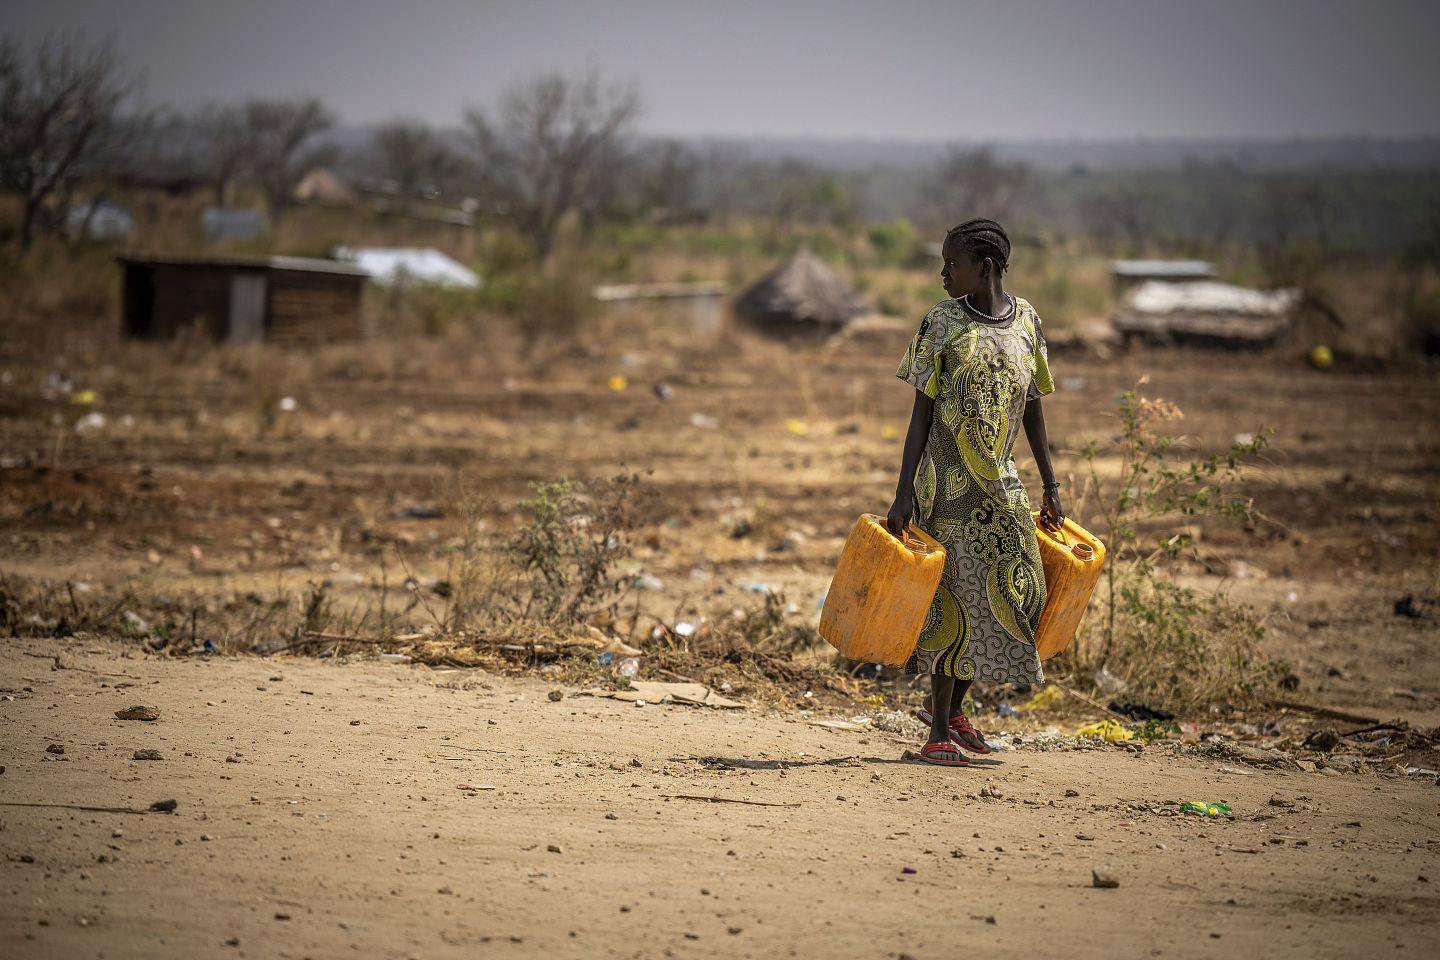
xmin=118 ymin=254 xmax=368 ymax=344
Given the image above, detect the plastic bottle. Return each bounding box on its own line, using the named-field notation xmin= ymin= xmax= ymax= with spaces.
xmin=380 ymin=653 xmax=412 ymax=664
xmin=617 ymin=657 xmax=640 ymax=678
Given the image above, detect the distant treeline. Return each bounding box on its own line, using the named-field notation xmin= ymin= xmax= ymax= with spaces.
xmin=4 ymin=31 xmax=1438 ymax=265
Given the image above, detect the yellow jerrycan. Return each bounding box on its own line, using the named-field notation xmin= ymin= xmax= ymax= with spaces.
xmin=819 ymin=515 xmax=946 ymax=667
xmin=1032 ymin=514 xmax=1106 ymax=660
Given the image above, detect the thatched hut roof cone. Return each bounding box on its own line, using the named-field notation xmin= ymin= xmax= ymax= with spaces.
xmin=734 ymin=246 xmax=871 ymax=334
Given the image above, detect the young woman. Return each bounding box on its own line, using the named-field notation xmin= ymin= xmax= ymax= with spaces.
xmin=887 ymin=218 xmax=1065 ymax=766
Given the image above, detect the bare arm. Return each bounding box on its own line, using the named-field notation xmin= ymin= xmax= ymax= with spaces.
xmin=1022 ymin=397 xmax=1065 ymax=523
xmin=886 ymin=389 xmax=935 ymax=537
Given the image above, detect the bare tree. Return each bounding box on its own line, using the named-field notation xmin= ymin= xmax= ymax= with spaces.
xmin=0 ymin=32 xmax=141 ymax=251
xmin=243 ymin=97 xmax=335 ymax=222
xmin=927 ymin=146 xmax=1027 ymax=228
xmin=464 ymin=72 xmax=639 ymax=262
xmin=194 ymin=102 xmax=252 ymax=206
xmin=372 ymin=119 xmax=457 ymax=199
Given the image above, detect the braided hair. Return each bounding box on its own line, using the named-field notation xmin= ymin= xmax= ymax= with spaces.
xmin=944 ymin=218 xmax=1011 ymax=275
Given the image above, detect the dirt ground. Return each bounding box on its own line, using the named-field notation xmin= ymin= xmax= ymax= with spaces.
xmin=2 ymin=325 xmax=1440 ymax=956
xmin=1 ymin=637 xmax=1437 ymax=960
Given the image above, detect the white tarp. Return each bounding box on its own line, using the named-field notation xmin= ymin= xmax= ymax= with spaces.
xmin=332 ymin=246 xmax=480 ymax=289
xmin=1127 ymin=280 xmax=1300 ymax=316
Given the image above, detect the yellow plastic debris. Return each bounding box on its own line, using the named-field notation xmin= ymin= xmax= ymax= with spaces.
xmin=881 ymin=425 xmax=899 ymax=440
xmin=1018 ymin=686 xmax=1065 ymax=711
xmin=786 ymin=419 xmax=809 ymax=436
xmin=70 ymin=389 xmax=97 ymax=405
xmin=1075 ymin=719 xmax=1134 ymax=742
xmin=608 ymin=375 xmax=628 ymax=391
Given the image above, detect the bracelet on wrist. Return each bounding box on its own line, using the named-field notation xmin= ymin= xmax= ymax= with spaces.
xmin=1043 ymin=481 xmax=1061 ymax=489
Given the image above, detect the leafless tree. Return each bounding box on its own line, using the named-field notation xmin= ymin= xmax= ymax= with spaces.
xmin=464 ymin=72 xmax=639 ymax=262
xmin=0 ymin=32 xmax=141 ymax=250
xmin=243 ymin=97 xmax=335 ymax=222
xmin=372 ymin=119 xmax=456 ymax=199
xmin=194 ymin=102 xmax=252 ymax=206
xmin=927 ymin=146 xmax=1027 ymax=228
xmin=637 ymin=139 xmax=701 ymax=222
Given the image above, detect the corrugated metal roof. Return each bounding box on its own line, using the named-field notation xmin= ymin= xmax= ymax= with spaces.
xmin=331 ymin=247 xmax=480 ymax=288
xmin=1110 ymin=260 xmax=1216 ymax=278
xmin=1125 ymin=280 xmax=1299 ymax=315
xmin=116 ymin=253 xmax=369 ymax=277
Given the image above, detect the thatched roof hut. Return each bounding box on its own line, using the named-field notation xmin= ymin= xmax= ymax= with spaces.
xmin=733 ymin=246 xmax=870 ymax=336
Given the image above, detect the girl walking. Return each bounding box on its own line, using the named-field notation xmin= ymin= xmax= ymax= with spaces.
xmin=887 ymin=218 xmax=1065 ymax=766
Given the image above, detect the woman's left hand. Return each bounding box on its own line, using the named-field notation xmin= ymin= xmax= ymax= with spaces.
xmin=1041 ymin=487 xmax=1065 ymax=525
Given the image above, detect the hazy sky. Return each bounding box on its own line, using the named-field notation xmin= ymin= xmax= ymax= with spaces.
xmin=11 ymin=0 xmax=1440 ymax=140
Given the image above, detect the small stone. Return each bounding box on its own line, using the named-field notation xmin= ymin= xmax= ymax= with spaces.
xmin=728 ymin=927 xmax=743 ymax=935
xmin=349 ymin=720 xmax=361 ymax=726
xmin=149 ymin=799 xmax=178 ymax=813
xmin=45 ymin=743 xmax=65 ymax=755
xmin=53 ymin=654 xmax=75 ymax=670
xmin=1092 ymin=868 xmax=1120 ymax=888
xmin=133 ymin=749 xmax=163 ymax=761
xmin=547 ymin=844 xmax=562 ymax=853
xmin=605 ymin=813 xmax=618 ymax=820
xmin=1307 ymin=728 xmax=1340 ymax=752
xmin=111 ymin=830 xmax=123 ymax=839
xmin=115 ymin=706 xmax=160 ymax=721
xmin=1268 ymin=793 xmax=1294 ymax=807
xmin=548 ymin=689 xmax=564 ymax=702
xmin=1064 ymin=788 xmax=1079 ymax=797
xmin=200 ymin=834 xmax=213 ymax=841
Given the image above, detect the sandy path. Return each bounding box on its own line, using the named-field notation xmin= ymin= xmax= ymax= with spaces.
xmin=2 ymin=639 xmax=1437 ymax=960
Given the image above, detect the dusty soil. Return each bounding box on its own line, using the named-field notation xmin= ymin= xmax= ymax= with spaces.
xmin=2 ymin=331 xmax=1438 ymax=720
xmin=2 ymin=637 xmax=1438 ymax=960
xmin=3 ymin=326 xmax=1440 ymax=956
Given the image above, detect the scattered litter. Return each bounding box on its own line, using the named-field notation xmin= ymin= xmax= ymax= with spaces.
xmin=1108 ymin=702 xmax=1176 ymax=721
xmin=1180 ymin=801 xmax=1233 ymax=817
xmin=689 ymin=412 xmax=719 ymax=429
xmin=617 ymin=657 xmax=640 ymax=679
xmin=786 ymin=419 xmax=809 ymax=436
xmin=457 ymin=784 xmax=496 ymax=791
xmin=74 ymin=411 xmax=106 ymax=436
xmin=1018 ymin=687 xmax=1064 ymax=711
xmin=1092 ymin=667 xmax=1126 ymax=695
xmin=1216 ymin=765 xmax=1256 ymax=777
xmin=807 ymin=717 xmax=872 ymax=731
xmin=608 ymin=375 xmax=628 ymax=391
xmin=379 ymin=653 xmax=412 ymax=664
xmin=278 ymin=396 xmax=297 ymax=412
xmin=390 ymin=506 xmax=444 ymax=520
xmin=1075 ymin=719 xmax=1133 ymax=742
xmin=634 ymin=574 xmax=664 ymax=591
xmin=673 ymin=622 xmax=697 ymax=637
xmin=609 ymin=681 xmax=743 ymax=709
xmin=661 ymin=794 xmax=798 ymax=807
xmin=740 ymin=581 xmax=776 ymax=595
xmin=1091 ymin=867 xmax=1120 ymax=889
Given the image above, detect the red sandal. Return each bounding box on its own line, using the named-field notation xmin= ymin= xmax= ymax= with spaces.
xmin=918 ymin=741 xmax=969 ymax=766
xmin=915 ymin=709 xmax=994 ymax=755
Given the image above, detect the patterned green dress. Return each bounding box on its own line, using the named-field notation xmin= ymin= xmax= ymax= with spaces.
xmin=894 ymin=297 xmax=1055 ymax=683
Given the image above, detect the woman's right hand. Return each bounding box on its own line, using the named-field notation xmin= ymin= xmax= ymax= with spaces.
xmin=885 ymin=491 xmax=914 ymax=538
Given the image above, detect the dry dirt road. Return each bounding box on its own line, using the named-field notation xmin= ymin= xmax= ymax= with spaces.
xmin=2 ymin=639 xmax=1437 ymax=960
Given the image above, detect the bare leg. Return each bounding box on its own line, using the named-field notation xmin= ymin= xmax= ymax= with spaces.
xmin=923 ymin=677 xmax=990 ymax=752
xmin=928 ymin=674 xmax=956 ymax=744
